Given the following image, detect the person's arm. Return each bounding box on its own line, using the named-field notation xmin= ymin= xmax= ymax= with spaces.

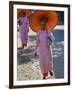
xmin=34 ymin=34 xmax=40 ymax=57
xmin=36 ymin=33 xmax=40 ymax=50
xmin=34 ymin=33 xmax=40 ymax=56
xmin=25 ymin=17 xmax=29 ymax=32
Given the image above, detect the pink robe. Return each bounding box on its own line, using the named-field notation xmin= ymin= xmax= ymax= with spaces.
xmin=36 ymin=30 xmax=53 ymax=73
xmin=18 ymin=16 xmax=29 ymax=45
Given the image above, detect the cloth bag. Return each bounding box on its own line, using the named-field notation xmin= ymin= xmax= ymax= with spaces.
xmin=47 ymin=31 xmax=55 ymax=46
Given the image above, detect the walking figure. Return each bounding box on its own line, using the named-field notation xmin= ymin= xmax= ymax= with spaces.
xmin=18 ymin=11 xmax=29 ymax=48
xmin=35 ymin=21 xmax=54 ymax=79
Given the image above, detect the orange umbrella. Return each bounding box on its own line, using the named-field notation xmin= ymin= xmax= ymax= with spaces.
xmin=25 ymin=10 xmax=30 ymax=17
xmin=17 ymin=9 xmax=22 ymax=14
xmin=30 ymin=10 xmax=58 ymax=32
xmin=17 ymin=9 xmax=30 ymax=17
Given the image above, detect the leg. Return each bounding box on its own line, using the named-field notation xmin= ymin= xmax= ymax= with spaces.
xmin=24 ymin=44 xmax=27 ymax=47
xmin=42 ymin=72 xmax=48 ymax=79
xmin=22 ymin=44 xmax=24 ymax=49
xmin=43 ymin=76 xmax=46 ymax=79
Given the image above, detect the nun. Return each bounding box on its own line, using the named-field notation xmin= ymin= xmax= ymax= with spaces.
xmin=18 ymin=11 xmax=29 ymax=48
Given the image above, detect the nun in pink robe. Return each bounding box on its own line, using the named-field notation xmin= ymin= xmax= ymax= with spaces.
xmin=35 ymin=29 xmax=54 ymax=79
xmin=18 ymin=12 xmax=29 ymax=48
